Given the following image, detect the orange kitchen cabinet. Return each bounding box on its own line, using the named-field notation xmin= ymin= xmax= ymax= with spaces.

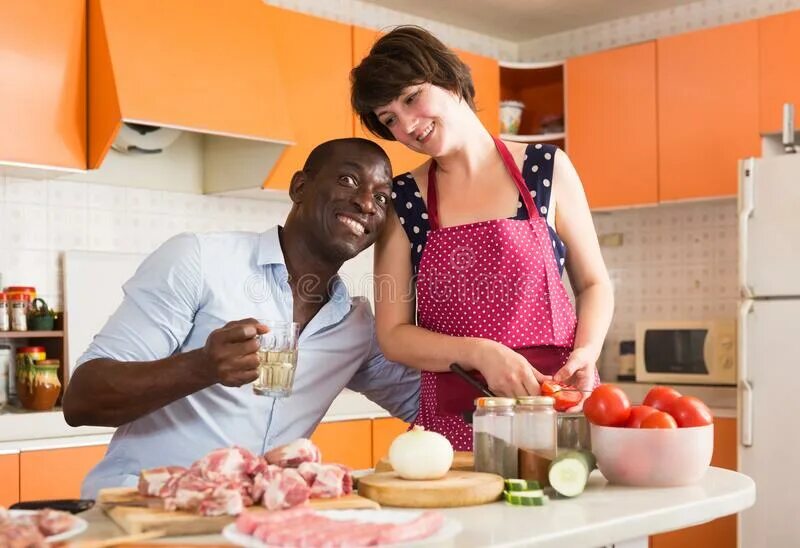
xmin=651 ymin=417 xmax=738 ymax=548
xmin=0 ymin=453 xmax=20 ymax=506
xmin=311 ymin=420 xmax=372 ymax=470
xmin=0 ymin=0 xmax=86 ymax=170
xmin=657 ymin=21 xmax=760 ymax=201
xmin=566 ymin=42 xmax=659 ymax=208
xmin=19 ymin=445 xmax=107 ymax=501
xmin=371 ymin=418 xmax=410 ymax=467
xmin=454 ymin=49 xmax=500 ymax=135
xmin=262 ymin=7 xmax=352 ymax=190
xmin=352 ymin=27 xmax=500 ymax=175
xmin=759 ymin=10 xmax=800 ymax=135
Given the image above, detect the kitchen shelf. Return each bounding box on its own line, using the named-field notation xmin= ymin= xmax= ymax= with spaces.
xmin=501 ymin=132 xmax=565 ymax=143
xmin=0 ymin=331 xmax=64 ymax=339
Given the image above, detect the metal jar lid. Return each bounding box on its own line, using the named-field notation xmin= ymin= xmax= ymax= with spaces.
xmin=515 ymin=395 xmax=555 ymax=406
xmin=475 ymin=397 xmax=516 ymax=408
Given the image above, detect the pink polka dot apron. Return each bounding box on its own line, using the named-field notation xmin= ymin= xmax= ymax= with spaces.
xmin=414 ymin=137 xmax=578 ymax=450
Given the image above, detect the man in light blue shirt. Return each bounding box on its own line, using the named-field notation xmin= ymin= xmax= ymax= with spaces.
xmin=63 ymin=138 xmax=420 ymax=498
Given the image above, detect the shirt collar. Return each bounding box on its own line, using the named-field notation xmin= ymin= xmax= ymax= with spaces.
xmin=257 ymin=225 xmax=353 ymax=312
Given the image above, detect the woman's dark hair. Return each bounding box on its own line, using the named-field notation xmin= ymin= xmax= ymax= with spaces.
xmin=350 ymin=26 xmax=476 ymax=141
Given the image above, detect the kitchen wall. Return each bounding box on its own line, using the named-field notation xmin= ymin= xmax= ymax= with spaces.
xmin=595 ymin=198 xmax=738 ymax=380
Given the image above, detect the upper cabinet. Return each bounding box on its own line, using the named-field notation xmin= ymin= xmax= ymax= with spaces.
xmin=759 ymin=11 xmax=800 ymax=135
xmin=351 ymin=26 xmax=500 ymax=176
xmin=566 ymin=42 xmax=658 ymax=209
xmin=657 ymin=21 xmax=760 ymax=201
xmin=261 ymin=8 xmax=352 ymax=190
xmin=0 ymin=0 xmax=86 ymax=173
xmin=500 ymin=62 xmax=565 ymax=148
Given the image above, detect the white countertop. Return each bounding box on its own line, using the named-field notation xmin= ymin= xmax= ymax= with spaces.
xmin=74 ymin=467 xmax=754 ymax=547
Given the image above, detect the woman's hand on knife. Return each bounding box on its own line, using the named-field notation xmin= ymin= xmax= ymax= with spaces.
xmin=472 ymin=339 xmax=551 ymax=398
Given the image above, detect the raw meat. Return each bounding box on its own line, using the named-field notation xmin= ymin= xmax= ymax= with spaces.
xmin=163 ymin=472 xmax=248 ymax=516
xmin=257 ymin=468 xmax=311 ymax=511
xmin=190 ymin=446 xmax=260 ymax=482
xmin=35 ymin=508 xmax=78 ymax=536
xmin=137 ymin=466 xmax=187 ymax=497
xmin=297 ymin=462 xmax=353 ymax=498
xmin=0 ymin=506 xmax=78 ymax=547
xmin=264 ymin=438 xmax=321 ymax=468
xmin=0 ymin=519 xmax=46 ymax=548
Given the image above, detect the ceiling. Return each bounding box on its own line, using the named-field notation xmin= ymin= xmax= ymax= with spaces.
xmin=360 ymin=0 xmax=699 ymax=41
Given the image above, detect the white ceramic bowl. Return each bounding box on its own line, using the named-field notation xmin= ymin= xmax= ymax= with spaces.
xmin=590 ymin=423 xmax=714 ymax=487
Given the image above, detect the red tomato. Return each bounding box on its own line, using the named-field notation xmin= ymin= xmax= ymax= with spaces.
xmin=640 ymin=411 xmax=678 ymax=429
xmin=642 ymin=386 xmax=682 ymax=412
xmin=583 ymin=384 xmax=631 ymax=426
xmin=668 ymin=396 xmax=714 ymax=427
xmin=541 ymin=381 xmax=583 ymax=411
xmin=624 ymin=405 xmax=659 ymax=428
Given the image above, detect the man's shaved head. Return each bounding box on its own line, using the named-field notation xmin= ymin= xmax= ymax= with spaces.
xmin=302 ymin=138 xmax=390 ymax=179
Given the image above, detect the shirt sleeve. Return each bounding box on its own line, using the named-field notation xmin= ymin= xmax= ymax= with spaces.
xmin=77 ymin=233 xmax=202 ymax=366
xmin=346 ymin=318 xmax=420 ymax=423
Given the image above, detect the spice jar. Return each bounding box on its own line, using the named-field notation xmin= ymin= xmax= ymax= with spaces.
xmin=0 ymin=293 xmax=9 ymax=332
xmin=9 ymin=294 xmax=29 ymax=331
xmin=513 ymin=396 xmax=557 ymax=486
xmin=21 ymin=360 xmax=61 ymax=411
xmin=473 ymin=397 xmax=518 ymax=478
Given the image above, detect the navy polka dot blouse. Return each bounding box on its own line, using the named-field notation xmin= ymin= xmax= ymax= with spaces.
xmin=391 ymin=143 xmax=567 ymax=275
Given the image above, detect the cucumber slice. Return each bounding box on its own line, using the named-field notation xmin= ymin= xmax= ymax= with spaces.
xmin=548 ymin=450 xmax=597 ymax=498
xmin=504 ymin=479 xmax=542 ymax=492
xmin=504 ymin=489 xmax=548 ymax=506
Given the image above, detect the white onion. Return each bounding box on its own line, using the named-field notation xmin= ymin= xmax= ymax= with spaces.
xmin=388 ymin=425 xmax=454 ymax=480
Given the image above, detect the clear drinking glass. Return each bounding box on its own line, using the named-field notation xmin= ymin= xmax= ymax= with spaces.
xmin=253 ymin=320 xmax=300 ymax=397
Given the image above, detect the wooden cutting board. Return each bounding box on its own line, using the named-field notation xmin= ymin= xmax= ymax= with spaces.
xmin=97 ymin=487 xmax=379 ymax=536
xmin=374 ymin=451 xmax=474 ymax=473
xmin=357 ymin=470 xmax=503 ymax=508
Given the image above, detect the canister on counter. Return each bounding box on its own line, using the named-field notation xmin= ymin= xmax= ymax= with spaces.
xmin=473 ymin=396 xmax=518 ymax=478
xmin=0 ymin=292 xmax=9 ymax=332
xmin=513 ymin=396 xmax=557 ymax=486
xmin=5 ymin=287 xmax=36 ymax=332
xmin=0 ymin=344 xmax=11 ymax=409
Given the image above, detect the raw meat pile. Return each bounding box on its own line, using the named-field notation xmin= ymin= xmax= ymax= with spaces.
xmin=0 ymin=506 xmax=78 ymax=547
xmin=137 ymin=439 xmax=352 ymax=516
xmin=235 ymin=506 xmax=445 ymax=547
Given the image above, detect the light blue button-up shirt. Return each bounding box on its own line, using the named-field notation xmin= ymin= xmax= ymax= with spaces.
xmin=79 ymin=227 xmax=419 ymax=498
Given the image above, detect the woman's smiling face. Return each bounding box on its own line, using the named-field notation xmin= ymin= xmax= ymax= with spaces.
xmin=373 ymin=83 xmax=465 ymax=156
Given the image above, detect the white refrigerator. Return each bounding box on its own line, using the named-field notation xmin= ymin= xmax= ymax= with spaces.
xmin=738 ymin=151 xmax=800 ymax=547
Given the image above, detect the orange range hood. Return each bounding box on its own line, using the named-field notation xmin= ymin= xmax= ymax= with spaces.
xmin=88 ymin=0 xmax=294 ymax=195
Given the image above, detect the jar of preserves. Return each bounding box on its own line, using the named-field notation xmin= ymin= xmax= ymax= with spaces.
xmin=473 ymin=396 xmax=518 ymax=478
xmin=21 ymin=360 xmax=61 ymax=411
xmin=513 ymin=396 xmax=557 ymax=486
xmin=0 ymin=292 xmax=9 ymax=332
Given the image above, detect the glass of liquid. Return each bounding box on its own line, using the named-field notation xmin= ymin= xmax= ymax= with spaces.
xmin=253 ymin=320 xmax=300 ymax=397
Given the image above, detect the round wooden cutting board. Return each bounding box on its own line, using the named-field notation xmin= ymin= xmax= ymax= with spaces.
xmin=357 ymin=470 xmax=504 ymax=508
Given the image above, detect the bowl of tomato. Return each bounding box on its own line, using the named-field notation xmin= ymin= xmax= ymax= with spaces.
xmin=584 ymin=384 xmax=715 ymax=487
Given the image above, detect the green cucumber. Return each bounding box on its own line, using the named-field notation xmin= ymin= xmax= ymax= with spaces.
xmin=548 ymin=450 xmax=597 ymax=498
xmin=504 ymin=478 xmax=542 ymax=492
xmin=504 ymin=489 xmax=548 ymax=506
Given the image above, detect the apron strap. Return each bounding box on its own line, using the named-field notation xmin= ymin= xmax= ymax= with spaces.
xmin=426 ymin=137 xmax=537 ymax=231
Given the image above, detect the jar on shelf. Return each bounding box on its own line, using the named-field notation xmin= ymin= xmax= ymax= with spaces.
xmin=0 ymin=292 xmax=9 ymax=332
xmin=21 ymin=359 xmax=61 ymax=411
xmin=513 ymin=396 xmax=557 ymax=486
xmin=473 ymin=396 xmax=518 ymax=478
xmin=8 ymin=293 xmax=29 ymax=332
xmin=15 ymin=346 xmax=46 ymax=409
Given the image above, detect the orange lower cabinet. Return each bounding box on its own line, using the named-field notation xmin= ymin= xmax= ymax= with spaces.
xmin=19 ymin=445 xmax=107 ymax=501
xmin=371 ymin=418 xmax=410 ymax=467
xmin=0 ymin=452 xmax=20 ymax=506
xmin=311 ymin=420 xmax=372 ymax=470
xmin=651 ymin=417 xmax=737 ymax=548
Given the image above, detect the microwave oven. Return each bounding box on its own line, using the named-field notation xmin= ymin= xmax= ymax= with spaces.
xmin=634 ymin=319 xmax=736 ymax=385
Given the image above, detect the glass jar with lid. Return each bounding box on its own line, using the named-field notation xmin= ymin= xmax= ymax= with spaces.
xmin=513 ymin=396 xmax=557 ymax=485
xmin=473 ymin=396 xmax=518 ymax=478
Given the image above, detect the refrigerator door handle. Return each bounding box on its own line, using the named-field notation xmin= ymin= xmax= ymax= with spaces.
xmin=739 ymin=158 xmax=756 ymax=299
xmin=739 ymin=299 xmax=754 ymax=447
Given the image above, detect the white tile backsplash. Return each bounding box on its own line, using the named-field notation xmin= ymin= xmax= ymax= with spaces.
xmin=0 ymin=176 xmax=293 ymax=307
xmin=596 ymin=198 xmax=738 ymax=380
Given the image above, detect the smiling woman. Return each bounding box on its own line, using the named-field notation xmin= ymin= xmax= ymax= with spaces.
xmin=351 ymin=26 xmax=615 ymax=450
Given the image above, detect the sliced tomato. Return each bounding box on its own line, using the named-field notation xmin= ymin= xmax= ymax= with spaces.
xmin=553 ymin=389 xmax=583 ymax=412
xmin=541 ymin=381 xmax=563 ymax=396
